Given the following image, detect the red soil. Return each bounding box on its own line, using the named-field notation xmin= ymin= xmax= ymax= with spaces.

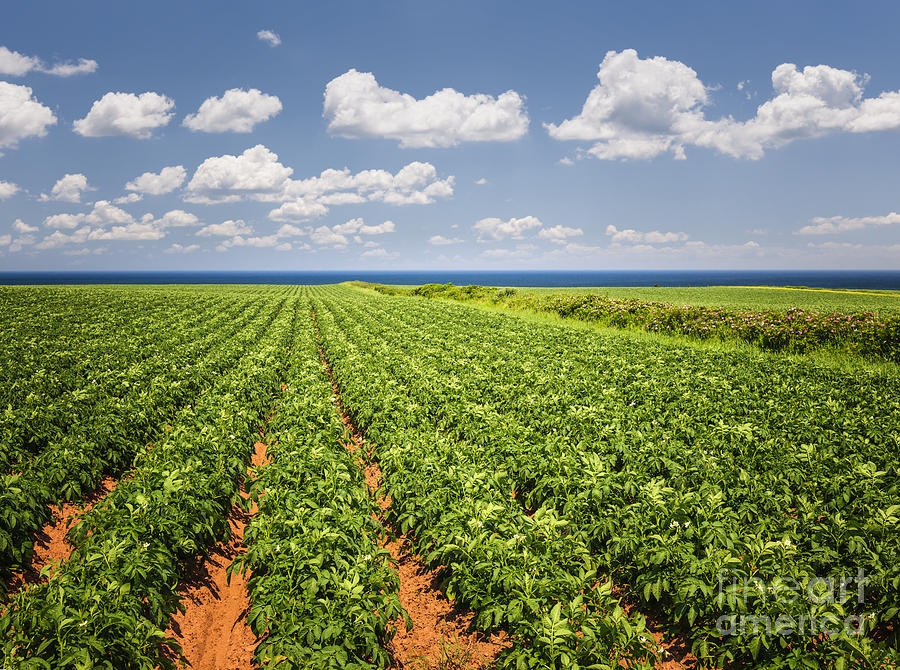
xmin=313 ymin=315 xmax=509 ymax=670
xmin=163 ymin=440 xmax=267 ymax=670
xmin=5 ymin=476 xmax=117 ymax=594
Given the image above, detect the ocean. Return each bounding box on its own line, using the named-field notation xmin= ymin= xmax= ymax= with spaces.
xmin=1 ymin=270 xmax=899 ymax=289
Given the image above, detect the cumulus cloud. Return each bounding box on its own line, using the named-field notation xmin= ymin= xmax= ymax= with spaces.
xmin=185 ymin=144 xmax=293 ymax=204
xmin=215 ymin=234 xmax=294 ymax=251
xmin=323 ymin=69 xmax=528 ymax=148
xmin=429 ymin=234 xmax=463 ymax=245
xmin=154 ymin=209 xmax=199 ymax=227
xmin=548 ymin=49 xmax=900 ymax=161
xmin=0 ymin=234 xmax=10 ymax=246
xmin=39 ymin=173 xmax=93 ymax=203
xmin=36 ymin=226 xmax=91 ymax=249
xmin=126 ymin=165 xmax=186 ymax=195
xmin=796 ymin=212 xmax=900 ymax=235
xmin=0 ymin=82 xmax=57 ymax=152
xmin=163 ymin=243 xmax=201 ymax=254
xmin=0 ymin=46 xmax=97 ymax=77
xmin=41 ymin=59 xmax=98 ymax=77
xmin=114 ymin=193 xmax=143 ymax=204
xmin=88 ymin=222 xmax=166 ymax=241
xmin=183 ymin=89 xmax=282 ymax=133
xmin=13 ymin=219 xmax=37 ymax=233
xmin=360 ymin=247 xmax=398 ymax=259
xmin=480 ymin=244 xmax=536 ymax=260
xmin=74 ymin=91 xmax=174 ymax=138
xmin=605 ymin=224 xmax=688 ymax=244
xmin=185 ymin=145 xmax=455 ymax=220
xmin=0 ymin=46 xmax=41 ymax=76
xmin=309 ymin=226 xmax=349 ymax=248
xmin=257 ymin=30 xmax=281 ymax=47
xmin=0 ymin=180 xmax=19 ymax=199
xmin=197 ymin=219 xmax=254 ymax=237
xmin=280 ymin=161 xmax=454 ymax=208
xmin=43 ymin=213 xmax=85 ymax=229
xmin=538 ymin=225 xmax=583 ymax=243
xmin=84 ymin=200 xmax=133 ymax=225
xmin=266 ymin=199 xmax=329 ymax=222
xmin=475 ymin=177 xmax=487 ymax=185
xmin=332 ymin=217 xmax=395 ymax=235
xmin=474 ymin=215 xmax=543 ymax=241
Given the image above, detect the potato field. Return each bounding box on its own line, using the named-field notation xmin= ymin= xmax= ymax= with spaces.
xmin=0 ymin=284 xmax=897 ymax=670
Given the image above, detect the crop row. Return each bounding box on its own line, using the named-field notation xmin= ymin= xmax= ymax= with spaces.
xmin=0 ymin=292 xmax=287 ymax=583
xmin=365 ymin=282 xmax=900 ymax=363
xmin=1 ymin=291 xmax=240 ymax=473
xmin=1 ymin=290 xmax=298 ymax=668
xmin=236 ymin=305 xmax=405 ymax=669
xmin=313 ymin=285 xmax=899 ymax=669
xmin=314 ymin=292 xmax=658 ymax=669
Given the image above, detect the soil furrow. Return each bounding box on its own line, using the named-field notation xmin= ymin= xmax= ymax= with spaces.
xmin=4 ymin=476 xmax=117 ymax=596
xmin=162 ymin=438 xmax=268 ymax=670
xmin=313 ymin=310 xmax=509 ymax=670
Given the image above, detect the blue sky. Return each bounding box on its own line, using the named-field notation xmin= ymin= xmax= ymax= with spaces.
xmin=1 ymin=1 xmax=899 ymax=270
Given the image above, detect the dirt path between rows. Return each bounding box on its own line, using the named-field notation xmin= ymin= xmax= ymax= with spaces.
xmin=4 ymin=476 xmax=118 ymax=596
xmin=163 ymin=438 xmax=269 ymax=670
xmin=312 ymin=310 xmax=509 ymax=670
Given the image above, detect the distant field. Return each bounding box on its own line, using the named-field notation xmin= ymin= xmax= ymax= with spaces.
xmin=501 ymin=285 xmax=900 ymax=315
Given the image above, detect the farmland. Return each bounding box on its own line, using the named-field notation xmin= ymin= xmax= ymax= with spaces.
xmin=0 ymin=284 xmax=898 ymax=669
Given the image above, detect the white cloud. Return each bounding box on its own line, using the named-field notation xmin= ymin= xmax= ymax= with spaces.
xmin=558 ymin=157 xmax=575 ymax=165
xmin=73 ymin=91 xmax=174 ymax=138
xmin=9 ymin=233 xmax=36 ymax=252
xmin=44 ymin=213 xmax=85 ymax=229
xmin=0 ymin=46 xmax=41 ymax=76
xmin=84 ymin=200 xmax=133 ymax=225
xmin=272 ymin=161 xmax=453 ymax=220
xmin=429 ymin=235 xmax=463 ymax=245
xmin=88 ymin=222 xmax=166 ymax=241
xmin=114 ymin=193 xmax=143 ymax=204
xmin=0 ymin=180 xmax=18 ymax=199
xmin=163 ymin=243 xmax=201 ymax=254
xmin=185 ymin=144 xmax=293 ymax=204
xmin=257 ymin=30 xmax=281 ymax=47
xmin=186 ymin=145 xmax=454 ymax=220
xmin=37 ymin=226 xmax=91 ymax=249
xmin=605 ymin=224 xmax=688 ymax=244
xmin=41 ymin=59 xmax=98 ymax=77
xmin=480 ymin=244 xmax=536 ymax=260
xmin=183 ymin=88 xmax=282 ymax=133
xmin=796 ymin=212 xmax=900 ymax=235
xmin=126 ymin=165 xmax=186 ymax=195
xmin=474 ymin=215 xmax=543 ymax=241
xmin=153 ymin=209 xmax=199 ymax=227
xmin=546 ymin=49 xmax=707 ymax=160
xmin=0 ymin=234 xmax=10 ymax=246
xmin=309 ymin=226 xmax=349 ymax=247
xmin=538 ymin=225 xmax=583 ymax=243
xmin=13 ymin=218 xmax=37 ymax=233
xmin=39 ymin=173 xmax=93 ymax=203
xmin=275 ymin=223 xmax=305 ymax=237
xmin=323 ymin=69 xmax=529 ymax=148
xmin=0 ymin=46 xmax=97 ymax=77
xmin=197 ymin=219 xmax=254 ymax=237
xmin=360 ymin=247 xmax=398 ymax=259
xmin=267 ymin=198 xmax=330 ymax=222
xmin=0 ymin=82 xmax=57 ymax=152
xmin=475 ymin=177 xmax=487 ymax=185
xmin=215 ymin=234 xmax=294 ymax=251
xmin=548 ymin=49 xmax=900 ymax=161
xmin=332 ymin=217 xmax=395 ymax=235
